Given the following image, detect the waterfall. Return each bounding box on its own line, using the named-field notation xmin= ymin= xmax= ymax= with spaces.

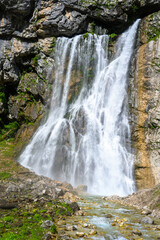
xmin=19 ymin=20 xmax=140 ymax=196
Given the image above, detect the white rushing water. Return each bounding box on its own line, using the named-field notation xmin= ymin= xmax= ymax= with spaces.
xmin=19 ymin=20 xmax=140 ymax=196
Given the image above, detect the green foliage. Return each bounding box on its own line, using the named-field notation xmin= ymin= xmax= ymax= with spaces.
xmin=151 ymin=57 xmax=160 ymax=72
xmin=146 ymin=13 xmax=160 ymax=42
xmin=0 ymin=92 xmax=6 ymax=104
xmin=109 ymin=33 xmax=117 ymax=39
xmin=0 ymin=121 xmax=20 ymax=140
xmin=0 ymin=199 xmax=73 ymax=240
xmin=90 ymin=22 xmax=96 ymax=35
xmin=132 ymin=5 xmax=139 ymax=13
xmin=2 ymin=216 xmax=14 ymax=222
xmin=32 ymin=54 xmax=40 ymax=66
xmin=83 ymin=32 xmax=89 ymax=39
xmin=51 ymin=225 xmax=57 ymax=234
xmin=0 ymin=172 xmax=12 ymax=180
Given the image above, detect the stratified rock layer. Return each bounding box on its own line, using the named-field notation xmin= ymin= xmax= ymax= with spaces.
xmin=131 ymin=11 xmax=160 ymax=189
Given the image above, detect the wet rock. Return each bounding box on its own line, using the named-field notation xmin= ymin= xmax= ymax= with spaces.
xmin=75 ymin=210 xmax=85 ymax=216
xmin=142 ymin=206 xmax=152 ymax=215
xmin=132 ymin=229 xmax=142 ymax=236
xmin=156 ymin=225 xmax=160 ymax=230
xmin=83 ymin=223 xmax=88 ymax=228
xmin=41 ymin=220 xmax=54 ymax=229
xmin=105 ymin=214 xmax=113 ymax=218
xmin=66 ymin=225 xmax=77 ymax=231
xmin=141 ymin=216 xmax=154 ymax=224
xmin=69 ymin=202 xmax=80 ymax=212
xmin=76 ymin=232 xmax=85 ymax=237
xmin=89 ymin=229 xmax=97 ymax=235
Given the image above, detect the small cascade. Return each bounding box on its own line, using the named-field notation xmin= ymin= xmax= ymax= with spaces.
xmin=19 ymin=20 xmax=140 ymax=196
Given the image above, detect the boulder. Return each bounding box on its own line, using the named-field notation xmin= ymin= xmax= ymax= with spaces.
xmin=141 ymin=216 xmax=154 ymax=225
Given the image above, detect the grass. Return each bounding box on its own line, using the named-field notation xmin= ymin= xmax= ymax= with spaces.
xmin=0 ymin=172 xmax=12 ymax=180
xmin=0 ymin=137 xmax=73 ymax=240
xmin=0 ymin=198 xmax=73 ymax=239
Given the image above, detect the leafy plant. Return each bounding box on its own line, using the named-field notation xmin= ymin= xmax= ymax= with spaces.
xmin=32 ymin=55 xmax=40 ymax=66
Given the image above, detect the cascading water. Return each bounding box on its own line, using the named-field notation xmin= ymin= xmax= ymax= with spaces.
xmin=19 ymin=20 xmax=140 ymax=196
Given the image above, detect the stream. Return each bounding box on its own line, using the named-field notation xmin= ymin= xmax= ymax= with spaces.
xmin=57 ymin=196 xmax=160 ymax=240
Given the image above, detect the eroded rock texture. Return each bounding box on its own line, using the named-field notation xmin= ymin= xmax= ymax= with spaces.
xmin=131 ymin=11 xmax=160 ymax=189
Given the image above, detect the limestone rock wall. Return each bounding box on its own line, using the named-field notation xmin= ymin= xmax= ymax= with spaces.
xmin=131 ymin=11 xmax=160 ymax=189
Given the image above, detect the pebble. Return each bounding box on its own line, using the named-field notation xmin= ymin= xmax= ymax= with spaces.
xmin=76 ymin=232 xmax=85 ymax=237
xmin=75 ymin=210 xmax=85 ymax=216
xmin=89 ymin=229 xmax=97 ymax=235
xmin=132 ymin=229 xmax=142 ymax=236
xmin=66 ymin=225 xmax=77 ymax=231
xmin=83 ymin=223 xmax=88 ymax=228
xmin=105 ymin=214 xmax=113 ymax=218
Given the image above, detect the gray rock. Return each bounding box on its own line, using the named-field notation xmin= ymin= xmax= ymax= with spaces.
xmin=42 ymin=232 xmax=52 ymax=240
xmin=55 ymin=188 xmax=64 ymax=197
xmin=41 ymin=220 xmax=54 ymax=229
xmin=76 ymin=232 xmax=85 ymax=237
xmin=89 ymin=229 xmax=97 ymax=235
xmin=141 ymin=216 xmax=154 ymax=225
xmin=132 ymin=230 xmax=142 ymax=236
xmin=69 ymin=202 xmax=80 ymax=212
xmin=66 ymin=225 xmax=77 ymax=231
xmin=6 ymin=185 xmax=18 ymax=193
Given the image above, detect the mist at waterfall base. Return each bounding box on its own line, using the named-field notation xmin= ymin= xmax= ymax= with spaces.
xmin=19 ymin=20 xmax=140 ymax=196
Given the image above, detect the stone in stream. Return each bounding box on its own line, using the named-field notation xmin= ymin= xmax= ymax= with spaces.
xmin=69 ymin=202 xmax=80 ymax=212
xmin=141 ymin=216 xmax=154 ymax=225
xmin=76 ymin=232 xmax=85 ymax=237
xmin=89 ymin=229 xmax=97 ymax=235
xmin=142 ymin=209 xmax=152 ymax=215
xmin=132 ymin=229 xmax=142 ymax=236
xmin=142 ymin=206 xmax=152 ymax=215
xmin=66 ymin=225 xmax=77 ymax=231
xmin=75 ymin=210 xmax=85 ymax=216
xmin=105 ymin=213 xmax=113 ymax=218
xmin=83 ymin=223 xmax=88 ymax=228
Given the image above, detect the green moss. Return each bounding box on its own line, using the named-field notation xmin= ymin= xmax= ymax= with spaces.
xmin=83 ymin=32 xmax=89 ymax=39
xmin=132 ymin=5 xmax=139 ymax=13
xmin=0 ymin=172 xmax=12 ymax=180
xmin=151 ymin=57 xmax=160 ymax=72
xmin=0 ymin=92 xmax=7 ymax=104
xmin=32 ymin=54 xmax=40 ymax=66
xmin=51 ymin=225 xmax=57 ymax=234
xmin=146 ymin=13 xmax=160 ymax=42
xmin=0 ymin=199 xmax=73 ymax=240
xmin=0 ymin=121 xmax=20 ymax=141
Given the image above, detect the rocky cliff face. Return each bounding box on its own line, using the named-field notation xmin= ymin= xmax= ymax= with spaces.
xmin=131 ymin=10 xmax=160 ymax=189
xmin=0 ymin=0 xmax=160 ymax=189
